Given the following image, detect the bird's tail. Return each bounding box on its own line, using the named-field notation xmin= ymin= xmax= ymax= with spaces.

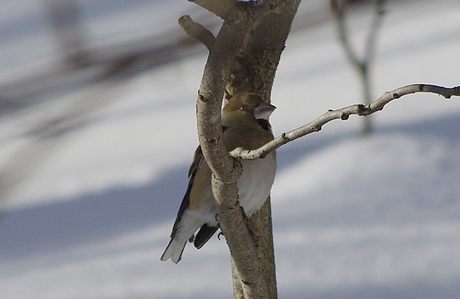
xmin=161 ymin=210 xmax=209 ymax=263
xmin=160 ymin=237 xmax=187 ymax=264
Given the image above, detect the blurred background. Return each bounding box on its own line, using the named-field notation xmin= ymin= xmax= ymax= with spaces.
xmin=1 ymin=0 xmax=460 ymax=298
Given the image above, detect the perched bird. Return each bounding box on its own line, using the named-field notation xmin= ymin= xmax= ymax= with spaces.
xmin=161 ymin=93 xmax=277 ymax=263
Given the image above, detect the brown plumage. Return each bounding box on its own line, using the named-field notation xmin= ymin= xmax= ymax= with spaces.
xmin=161 ymin=93 xmax=276 ymax=263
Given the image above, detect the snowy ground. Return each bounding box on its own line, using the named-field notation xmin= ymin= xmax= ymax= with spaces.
xmin=1 ymin=0 xmax=460 ymax=298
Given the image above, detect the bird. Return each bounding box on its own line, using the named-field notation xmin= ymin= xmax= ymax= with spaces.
xmin=160 ymin=93 xmax=277 ymax=263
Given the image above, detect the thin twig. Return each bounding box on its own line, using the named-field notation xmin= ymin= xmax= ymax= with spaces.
xmin=230 ymin=84 xmax=460 ymax=160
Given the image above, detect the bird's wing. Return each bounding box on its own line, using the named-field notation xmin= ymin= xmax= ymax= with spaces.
xmin=170 ymin=145 xmax=204 ymax=238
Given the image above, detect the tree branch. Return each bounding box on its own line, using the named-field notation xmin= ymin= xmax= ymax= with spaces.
xmin=331 ymin=0 xmax=385 ymax=70
xmin=228 ymin=3 xmax=300 ymax=298
xmin=364 ymin=0 xmax=385 ymax=67
xmin=230 ymin=84 xmax=460 ymax=160
xmin=178 ymin=15 xmax=215 ymax=50
xmin=191 ymin=10 xmax=270 ymax=299
xmin=331 ymin=0 xmax=362 ymax=68
xmin=190 ymin=2 xmax=292 ymax=297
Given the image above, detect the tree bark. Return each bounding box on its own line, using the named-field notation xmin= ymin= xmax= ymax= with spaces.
xmin=227 ymin=2 xmax=301 ymax=298
xmin=186 ymin=1 xmax=300 ymax=297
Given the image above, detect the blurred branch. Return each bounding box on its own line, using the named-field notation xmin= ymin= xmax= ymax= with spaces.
xmin=331 ymin=0 xmax=360 ymax=67
xmin=230 ymin=84 xmax=460 ymax=160
xmin=364 ymin=0 xmax=385 ymax=66
xmin=331 ymin=0 xmax=384 ymax=70
xmin=0 ymin=27 xmax=201 ymax=107
xmin=331 ymin=0 xmax=386 ymax=134
xmin=0 ymin=67 xmax=141 ymax=206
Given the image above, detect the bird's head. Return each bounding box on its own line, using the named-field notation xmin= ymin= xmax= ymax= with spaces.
xmin=222 ymin=93 xmax=276 ymax=128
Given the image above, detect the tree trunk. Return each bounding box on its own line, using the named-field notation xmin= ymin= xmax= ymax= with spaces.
xmin=228 ymin=2 xmax=300 ymax=298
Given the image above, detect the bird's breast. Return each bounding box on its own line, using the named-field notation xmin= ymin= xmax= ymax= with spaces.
xmin=237 ymin=152 xmax=276 ymax=216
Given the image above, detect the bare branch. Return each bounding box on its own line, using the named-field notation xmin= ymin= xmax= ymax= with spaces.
xmin=331 ymin=0 xmax=362 ymax=68
xmin=230 ymin=84 xmax=460 ymax=160
xmin=331 ymin=0 xmax=385 ymax=70
xmin=178 ymin=15 xmax=215 ymax=50
xmin=364 ymin=0 xmax=385 ymax=66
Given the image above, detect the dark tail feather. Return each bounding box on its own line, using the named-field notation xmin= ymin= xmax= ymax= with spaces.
xmin=194 ymin=224 xmax=218 ymax=249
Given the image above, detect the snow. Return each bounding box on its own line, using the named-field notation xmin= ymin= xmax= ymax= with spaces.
xmin=1 ymin=0 xmax=460 ymax=298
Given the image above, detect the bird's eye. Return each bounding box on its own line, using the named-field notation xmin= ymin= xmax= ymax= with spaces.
xmin=240 ymin=104 xmax=249 ymax=111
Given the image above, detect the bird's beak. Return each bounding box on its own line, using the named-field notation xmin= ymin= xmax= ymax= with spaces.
xmin=254 ymin=102 xmax=276 ymax=120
